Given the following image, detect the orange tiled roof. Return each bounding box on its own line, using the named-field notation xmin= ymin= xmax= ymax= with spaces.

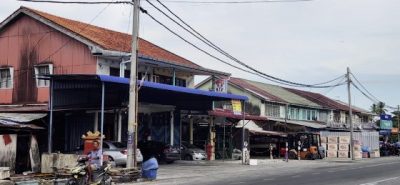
xmin=22 ymin=7 xmax=200 ymax=68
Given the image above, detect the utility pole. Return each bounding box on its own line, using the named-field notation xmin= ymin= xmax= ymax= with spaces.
xmin=347 ymin=67 xmax=355 ymax=160
xmin=397 ymin=105 xmax=400 ymax=142
xmin=127 ymin=0 xmax=140 ymax=168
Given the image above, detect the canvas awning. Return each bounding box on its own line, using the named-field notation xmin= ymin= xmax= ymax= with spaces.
xmin=236 ymin=120 xmax=287 ymax=137
xmin=267 ymin=117 xmax=327 ymax=129
xmin=0 ymin=113 xmax=46 ymax=130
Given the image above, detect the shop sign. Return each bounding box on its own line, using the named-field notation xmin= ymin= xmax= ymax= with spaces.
xmin=380 ymin=114 xmax=393 ymax=130
xmin=231 ymin=100 xmax=242 ymax=115
xmin=214 ymin=78 xmax=227 ymax=93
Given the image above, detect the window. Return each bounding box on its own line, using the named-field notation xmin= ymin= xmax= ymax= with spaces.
xmin=265 ymin=103 xmax=281 ymax=118
xmin=0 ymin=68 xmax=13 ymax=89
xmin=35 ymin=64 xmax=53 ymax=87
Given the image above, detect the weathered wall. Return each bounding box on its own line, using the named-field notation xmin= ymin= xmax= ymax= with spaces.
xmin=0 ymin=15 xmax=97 ymax=104
xmin=0 ymin=134 xmax=17 ymax=172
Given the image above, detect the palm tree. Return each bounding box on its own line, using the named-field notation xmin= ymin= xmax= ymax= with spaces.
xmin=371 ymin=102 xmax=387 ymax=115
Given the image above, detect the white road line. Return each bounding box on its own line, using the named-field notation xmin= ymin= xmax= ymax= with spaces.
xmin=230 ymin=182 xmax=245 ymax=185
xmin=312 ymin=172 xmax=320 ymax=175
xmin=291 ymin=175 xmax=300 ymax=178
xmin=359 ymin=177 xmax=399 ymax=185
xmin=263 ymin=178 xmax=274 ymax=181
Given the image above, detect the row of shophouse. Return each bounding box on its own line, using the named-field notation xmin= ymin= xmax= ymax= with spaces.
xmin=0 ymin=6 xmax=377 ymax=174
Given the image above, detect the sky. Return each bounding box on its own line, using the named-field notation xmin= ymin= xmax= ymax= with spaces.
xmin=1 ymin=0 xmax=399 ymax=111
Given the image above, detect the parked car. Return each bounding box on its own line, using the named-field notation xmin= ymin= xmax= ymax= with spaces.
xmin=138 ymin=141 xmax=180 ymax=164
xmin=74 ymin=141 xmax=143 ymax=166
xmin=181 ymin=141 xmax=206 ymax=161
xmin=232 ymin=149 xmax=242 ymax=160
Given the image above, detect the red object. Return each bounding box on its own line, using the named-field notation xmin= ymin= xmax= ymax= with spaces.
xmin=280 ymin=148 xmax=286 ymax=157
xmin=206 ymin=144 xmax=213 ymax=160
xmin=3 ymin=134 xmax=12 ymax=145
xmin=83 ymin=140 xmax=97 ymax=155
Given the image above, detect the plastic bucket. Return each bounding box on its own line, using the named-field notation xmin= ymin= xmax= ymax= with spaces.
xmin=142 ymin=169 xmax=157 ymax=180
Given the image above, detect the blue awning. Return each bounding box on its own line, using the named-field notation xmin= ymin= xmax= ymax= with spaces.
xmin=49 ymin=74 xmax=248 ymax=110
xmin=97 ymin=75 xmax=248 ymax=101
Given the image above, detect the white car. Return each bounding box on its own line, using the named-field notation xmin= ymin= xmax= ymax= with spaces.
xmin=102 ymin=141 xmax=143 ymax=166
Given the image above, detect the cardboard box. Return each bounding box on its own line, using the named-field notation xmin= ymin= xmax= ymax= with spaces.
xmin=338 ymin=143 xmax=349 ymax=151
xmin=327 ymin=143 xmax=338 ymax=151
xmin=327 ymin=150 xmax=337 ymax=158
xmin=327 ymin=137 xmax=338 ymax=143
xmin=370 ymin=151 xmax=380 ymax=158
xmin=321 ymin=143 xmax=327 ymax=150
xmin=339 ymin=136 xmax=350 ymax=144
xmin=353 ymin=144 xmax=361 ymax=151
xmin=338 ymin=150 xmax=349 ymax=158
xmin=320 ymin=137 xmax=327 ymax=144
xmin=354 ymin=151 xmax=362 ymax=159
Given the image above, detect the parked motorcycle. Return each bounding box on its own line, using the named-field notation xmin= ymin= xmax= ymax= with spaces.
xmin=68 ymin=156 xmax=112 ymax=185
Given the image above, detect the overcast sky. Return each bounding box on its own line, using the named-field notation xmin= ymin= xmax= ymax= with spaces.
xmin=1 ymin=0 xmax=399 ymax=111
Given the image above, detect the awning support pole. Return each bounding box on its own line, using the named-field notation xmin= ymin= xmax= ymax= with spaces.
xmin=48 ymin=79 xmax=54 ymax=153
xmin=100 ymin=82 xmax=105 ymax=164
xmin=241 ymin=100 xmax=246 ymax=165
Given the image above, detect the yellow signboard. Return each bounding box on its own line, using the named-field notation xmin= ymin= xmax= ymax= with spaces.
xmin=231 ymin=100 xmax=242 ymax=115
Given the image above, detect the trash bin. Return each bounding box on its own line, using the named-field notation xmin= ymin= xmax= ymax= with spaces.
xmin=142 ymin=157 xmax=158 ymax=180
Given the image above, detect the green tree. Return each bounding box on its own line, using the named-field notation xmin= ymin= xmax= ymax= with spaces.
xmin=370 ymin=102 xmax=387 ymax=115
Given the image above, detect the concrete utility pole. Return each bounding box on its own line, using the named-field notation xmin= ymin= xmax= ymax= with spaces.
xmin=127 ymin=0 xmax=140 ymax=168
xmin=397 ymin=105 xmax=400 ymax=142
xmin=347 ymin=67 xmax=355 ymax=160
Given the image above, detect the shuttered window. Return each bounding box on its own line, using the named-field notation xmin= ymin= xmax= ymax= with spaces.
xmin=0 ymin=68 xmax=13 ymax=89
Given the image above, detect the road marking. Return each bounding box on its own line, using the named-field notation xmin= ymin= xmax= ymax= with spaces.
xmin=359 ymin=177 xmax=399 ymax=185
xmin=291 ymin=175 xmax=300 ymax=178
xmin=263 ymin=178 xmax=274 ymax=181
xmin=230 ymin=182 xmax=245 ymax=184
xmin=312 ymin=172 xmax=320 ymax=175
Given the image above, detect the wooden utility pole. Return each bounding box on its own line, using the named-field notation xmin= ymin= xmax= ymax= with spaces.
xmin=127 ymin=0 xmax=140 ymax=168
xmin=347 ymin=67 xmax=355 ymax=160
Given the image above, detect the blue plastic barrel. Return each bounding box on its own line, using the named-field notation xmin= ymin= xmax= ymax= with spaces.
xmin=142 ymin=169 xmax=157 ymax=180
xmin=142 ymin=157 xmax=158 ymax=180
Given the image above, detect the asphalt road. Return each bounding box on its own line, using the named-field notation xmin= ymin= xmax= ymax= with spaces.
xmin=204 ymin=159 xmax=400 ymax=185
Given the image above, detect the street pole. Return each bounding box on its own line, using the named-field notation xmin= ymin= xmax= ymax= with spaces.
xmin=347 ymin=67 xmax=355 ymax=160
xmin=397 ymin=105 xmax=400 ymax=142
xmin=127 ymin=0 xmax=140 ymax=168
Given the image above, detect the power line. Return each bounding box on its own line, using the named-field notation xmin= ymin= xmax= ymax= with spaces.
xmin=140 ymin=7 xmax=344 ymax=88
xmin=18 ymin=0 xmax=132 ymax=4
xmin=350 ymin=72 xmax=380 ymax=102
xmin=157 ymin=0 xmax=313 ymax=4
xmin=143 ymin=1 xmax=342 ymax=88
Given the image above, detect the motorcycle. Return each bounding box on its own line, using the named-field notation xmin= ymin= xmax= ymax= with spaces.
xmin=68 ymin=156 xmax=112 ymax=185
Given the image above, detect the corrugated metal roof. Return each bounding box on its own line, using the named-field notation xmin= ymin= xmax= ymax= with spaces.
xmin=0 ymin=113 xmax=47 ymax=122
xmin=0 ymin=113 xmax=46 ymax=130
xmin=230 ymin=78 xmax=321 ymax=108
xmin=236 ymin=120 xmax=287 ymax=137
xmin=267 ymin=117 xmax=327 ymax=129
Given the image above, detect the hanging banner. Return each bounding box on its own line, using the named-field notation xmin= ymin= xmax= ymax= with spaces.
xmin=380 ymin=114 xmax=393 ymax=130
xmin=232 ymin=100 xmax=242 ymax=115
xmin=214 ymin=78 xmax=228 ymax=93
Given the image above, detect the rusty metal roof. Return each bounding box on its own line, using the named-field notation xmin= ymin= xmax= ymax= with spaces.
xmin=0 ymin=113 xmax=46 ymax=130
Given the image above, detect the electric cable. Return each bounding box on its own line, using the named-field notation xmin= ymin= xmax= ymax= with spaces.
xmin=141 ymin=4 xmax=344 ymax=88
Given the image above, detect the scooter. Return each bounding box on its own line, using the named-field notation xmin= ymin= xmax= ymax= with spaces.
xmin=68 ymin=156 xmax=112 ymax=185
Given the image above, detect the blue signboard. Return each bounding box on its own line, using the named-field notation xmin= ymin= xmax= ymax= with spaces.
xmin=380 ymin=114 xmax=393 ymax=130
